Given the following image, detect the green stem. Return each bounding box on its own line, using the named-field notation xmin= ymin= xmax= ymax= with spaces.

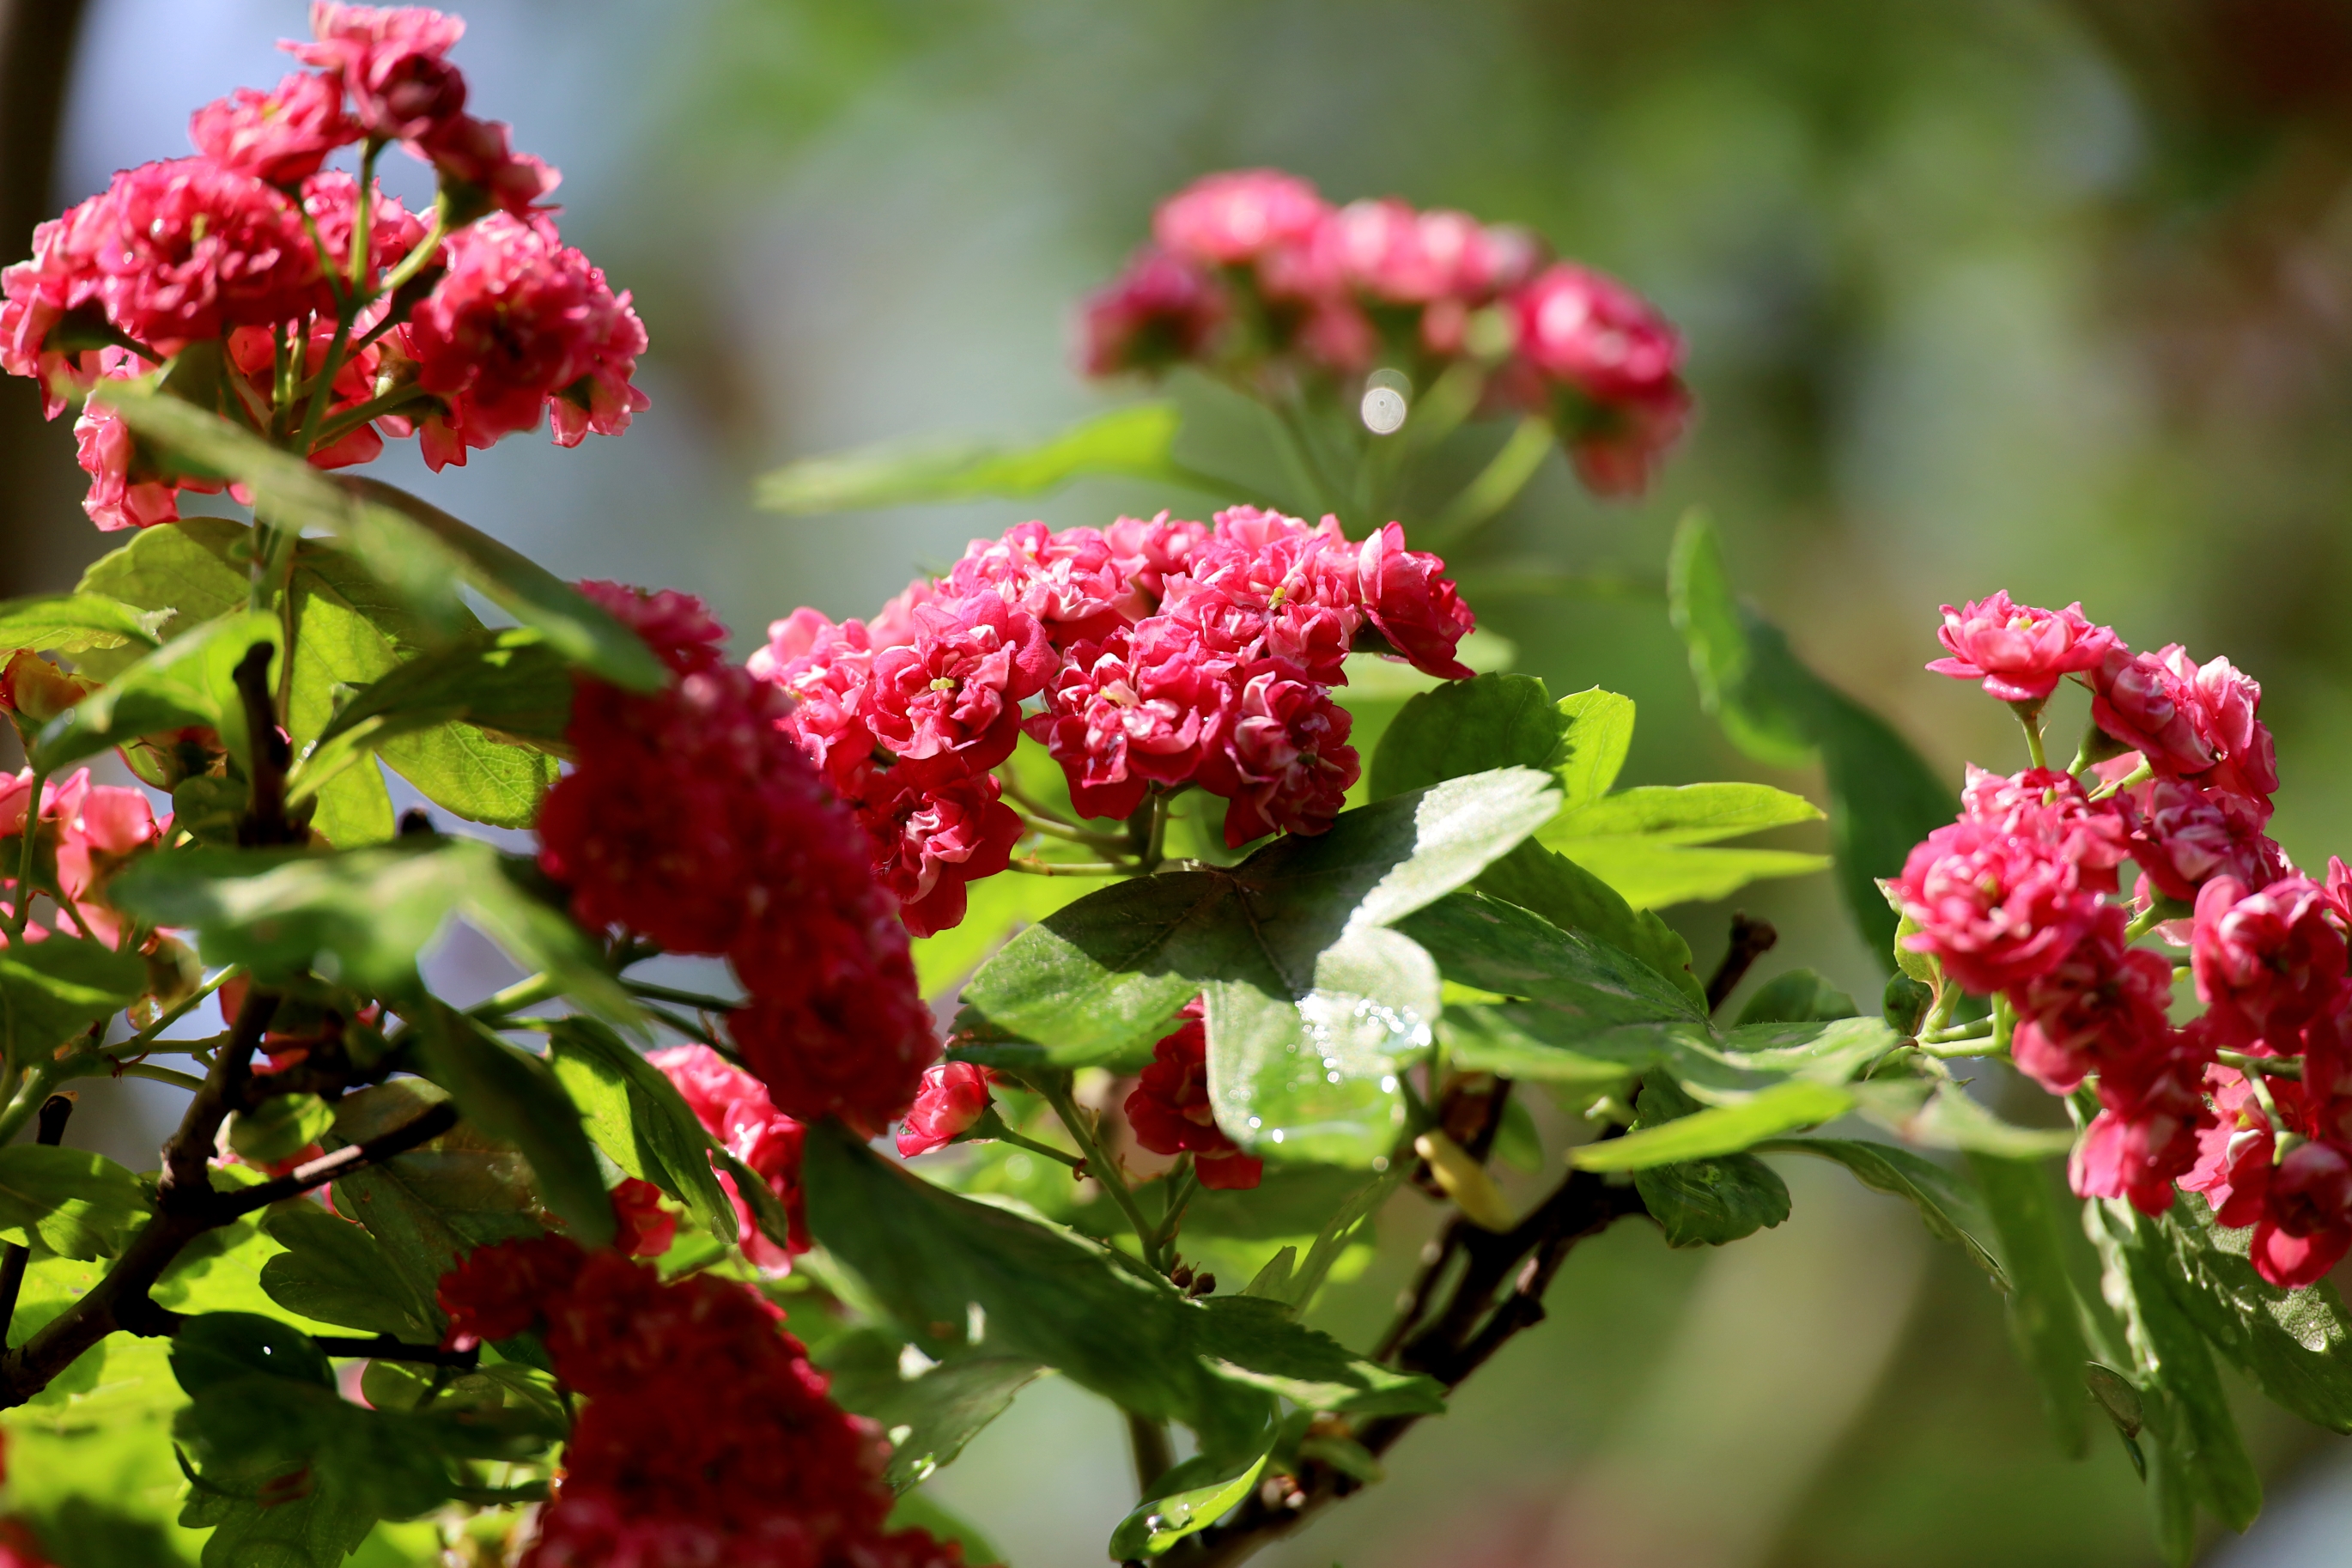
xmin=378 ymin=207 xmax=446 ymax=296
xmin=1140 ymin=792 xmax=1170 ymax=875
xmin=2215 ymin=1048 xmax=2302 ymax=1080
xmin=1151 ymin=1158 xmax=1200 ymax=1256
xmin=109 ymin=965 xmax=240 ymax=1058
xmin=1918 ymin=1018 xmax=1995 ymax=1047
xmin=1017 ymin=811 xmax=1130 ymax=852
xmin=1267 ymin=399 xmax=1344 ymax=518
xmin=992 ymin=1125 xmax=1086 ymax=1171
xmin=2124 ymin=904 xmax=2165 ymax=943
xmin=5 ymin=766 xmax=48 ymax=942
xmin=0 ymin=1066 xmax=58 ymax=1147
xmin=469 ymin=972 xmax=563 ymax=1020
xmin=1036 ymin=1074 xmax=1161 ymax=1265
xmin=307 ymin=384 xmax=435 ymax=452
xmin=1421 ymin=415 xmax=1553 ymax=550
xmin=106 ymin=1063 xmax=205 ymax=1091
xmin=2089 ymin=760 xmax=2154 ymax=803
xmin=622 ymin=978 xmax=743 ymax=1013
xmin=1010 ymin=857 xmax=1128 ymax=877
xmin=2020 ymin=719 xmax=2048 ymax=772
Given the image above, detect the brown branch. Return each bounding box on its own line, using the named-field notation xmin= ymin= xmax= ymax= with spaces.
xmin=1159 ymin=1167 xmax=1649 ymax=1567
xmin=1705 ymin=910 xmax=1778 ymax=1014
xmin=218 ymin=1101 xmax=458 ymax=1218
xmin=232 ymin=642 xmax=299 ymax=848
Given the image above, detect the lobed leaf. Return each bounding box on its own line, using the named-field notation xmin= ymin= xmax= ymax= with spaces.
xmin=1757 ymin=1137 xmax=2003 ymax=1282
xmin=258 ymin=1206 xmax=436 ymax=1342
xmin=0 ymin=593 xmax=168 ymax=655
xmin=2143 ymin=1197 xmax=2352 ymax=1434
xmin=0 ymin=1145 xmax=150 ymax=1260
xmin=1552 ymin=687 xmax=1636 ymax=811
xmin=1109 ymin=1449 xmax=1269 ymax=1559
xmin=830 ymin=1354 xmax=1044 ymax=1492
xmin=70 ymin=515 xmax=251 ymax=682
xmin=410 ymin=1006 xmax=615 ymax=1249
xmin=756 ymin=402 xmax=1184 ymax=514
xmin=0 ymin=935 xmax=148 ymax=1070
xmin=1543 ymin=781 xmax=1822 ymax=845
xmin=1569 ymin=1081 xmax=1851 ymax=1171
xmin=1539 ymin=839 xmax=1830 ymax=911
xmin=546 ymin=1017 xmax=738 ymax=1243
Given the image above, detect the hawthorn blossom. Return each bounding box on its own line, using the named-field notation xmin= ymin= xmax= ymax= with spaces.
xmin=1925 ymin=593 xmax=2119 ymax=704
xmin=898 ymin=1063 xmax=994 ymax=1158
xmin=1125 ymin=1002 xmax=1262 ymax=1190
xmin=288 ymin=3 xmax=469 ymax=143
xmin=2190 ymin=874 xmax=2349 ymax=1051
xmin=187 ymin=72 xmax=356 ymax=185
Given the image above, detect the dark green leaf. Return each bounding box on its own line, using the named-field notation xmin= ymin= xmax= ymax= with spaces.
xmin=0 ymin=934 xmax=147 ymax=1067
xmin=1969 ymin=1154 xmax=2093 ymax=1456
xmin=757 ymin=402 xmax=1183 ymax=514
xmin=1367 ymin=673 xmax=1567 ymax=799
xmin=1735 ymin=969 xmax=1857 ymax=1027
xmin=1437 ymin=1003 xmax=1644 ymax=1090
xmin=831 ymin=1354 xmax=1043 ymax=1490
xmin=1667 ymin=512 xmax=1954 ymax=965
xmin=1853 ymin=1079 xmax=2078 ymax=1158
xmin=1474 ymin=842 xmax=1705 ymax=1006
xmin=258 ymin=1207 xmax=435 ymax=1341
xmin=887 ymin=1492 xmax=1006 ymax=1567
xmin=1757 ymin=1137 xmax=2003 ymax=1281
xmin=2143 ymin=1197 xmax=2352 ymax=1434
xmin=546 ymin=1017 xmax=738 ymax=1243
xmin=168 ymin=1312 xmax=334 ymax=1396
xmin=33 ymin=609 xmax=279 ymax=775
xmin=0 ymin=1145 xmax=150 ymax=1259
xmin=1188 ymin=1295 xmax=1443 ymax=1416
xmin=2093 ymin=1201 xmax=2262 ymax=1533
xmin=411 ymin=1006 xmax=614 ymax=1248
xmin=179 ymin=1462 xmax=378 ymax=1568
xmin=226 ymin=1092 xmax=336 ymax=1168
xmin=328 ymin=1081 xmax=544 ymax=1312
xmin=1395 ymin=890 xmax=1704 ymax=1028
xmin=107 ymin=837 xmax=637 ymax=1025
xmin=1179 ymin=1165 xmax=1383 ymax=1241
xmin=0 ymin=593 xmax=167 ymax=654
xmin=1635 ymin=1155 xmax=1789 ymax=1247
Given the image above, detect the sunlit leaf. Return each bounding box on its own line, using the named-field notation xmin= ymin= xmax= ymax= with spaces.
xmin=757 ymin=402 xmax=1184 ymax=514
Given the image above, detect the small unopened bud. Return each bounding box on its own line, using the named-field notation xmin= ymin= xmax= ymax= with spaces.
xmin=1168 ymin=1264 xmax=1194 ymax=1289
xmin=0 ymin=649 xmax=97 ymax=725
xmin=1413 ymin=1131 xmax=1515 ymax=1231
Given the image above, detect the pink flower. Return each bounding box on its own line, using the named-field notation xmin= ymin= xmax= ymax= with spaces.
xmin=1891 ymin=805 xmax=2111 ymax=997
xmin=188 ymin=71 xmax=356 ymax=185
xmin=1563 ymin=383 xmax=1691 ymax=498
xmin=728 ymin=901 xmax=939 ymax=1136
xmin=2184 ymin=1065 xmax=2278 ymax=1228
xmin=2008 ymin=904 xmax=2173 ymax=1094
xmin=1126 ymin=1002 xmax=1262 ymax=1191
xmin=1959 ymin=767 xmax=2131 ymax=892
xmin=607 ymin=1178 xmax=677 ymax=1260
xmin=397 ymin=213 xmax=648 ymax=467
xmin=301 ymin=170 xmax=428 ymax=291
xmin=1199 ymin=658 xmax=1358 ymax=847
xmin=289 ymin=3 xmax=468 ymax=143
xmin=416 ymin=113 xmax=561 ymax=216
xmin=0 ymin=193 xmax=113 ymax=416
xmin=2191 ymin=874 xmax=2349 ymax=1050
xmin=72 ymin=394 xmax=179 ymax=532
xmin=1356 ymin=522 xmax=1477 ymax=679
xmin=947 ymin=521 xmax=1141 ymax=646
xmin=649 ymin=1043 xmax=809 ymax=1268
xmin=2252 ymin=1140 xmax=2352 ymax=1288
xmin=2124 ymin=776 xmax=2287 ymax=903
xmin=2069 ymin=1043 xmax=2214 ymax=1216
xmin=1027 ymin=622 xmax=1231 ymax=822
xmin=859 ymin=594 xmax=1054 ymax=780
xmin=93 ymin=159 xmax=322 ymax=348
xmin=1079 ymin=247 xmax=1226 ymax=377
xmin=1173 ymin=507 xmax=1362 ymax=682
xmin=2092 ymin=644 xmax=2279 ymax=803
xmin=1925 ymin=593 xmax=2120 ymax=704
xmin=1510 ymin=263 xmax=1683 ymax=403
xmin=1153 ymin=169 xmax=1329 ymax=273
xmin=849 ymin=771 xmax=1024 ymax=939
xmin=1318 ymin=199 xmax=1540 ymax=304
xmin=1103 ymin=512 xmax=1208 ymax=603
xmin=896 ymin=1063 xmax=994 ymax=1158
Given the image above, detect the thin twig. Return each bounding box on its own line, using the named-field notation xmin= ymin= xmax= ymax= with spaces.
xmin=218 ymin=1101 xmax=459 ymax=1217
xmin=1705 ymin=912 xmax=1778 ymax=1014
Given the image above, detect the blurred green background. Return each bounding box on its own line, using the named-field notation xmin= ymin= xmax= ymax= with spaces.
xmin=13 ymin=0 xmax=2352 ymax=1562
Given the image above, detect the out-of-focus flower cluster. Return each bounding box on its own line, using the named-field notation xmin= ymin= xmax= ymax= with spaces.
xmin=437 ymin=1235 xmax=962 ymax=1568
xmin=537 ymin=585 xmax=938 ymax=1141
xmin=1081 ymin=168 xmax=1691 ymax=495
xmin=0 ymin=2 xmax=646 ymax=532
xmin=0 ymin=765 xmax=169 ymax=951
xmin=752 ymin=507 xmax=1476 ymax=937
xmin=1898 ymin=593 xmax=2352 ymax=1287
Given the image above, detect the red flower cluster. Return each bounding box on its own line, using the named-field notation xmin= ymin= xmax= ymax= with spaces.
xmin=1125 ymin=1000 xmax=1262 ymax=1191
xmin=437 ymin=1237 xmax=961 ymax=1568
xmin=753 ymin=507 xmax=1475 ymax=935
xmin=0 ymin=766 xmax=169 ymax=948
xmin=1899 ymin=593 xmax=2352 ymax=1282
xmin=651 ymin=1042 xmax=810 ymax=1269
xmin=537 ymin=585 xmax=936 ymax=1135
xmin=1082 ymin=168 xmax=1691 ymax=495
xmin=0 ymin=3 xmax=643 ymax=530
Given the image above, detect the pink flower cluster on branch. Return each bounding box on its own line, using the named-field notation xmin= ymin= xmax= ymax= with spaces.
xmin=1901 ymin=592 xmax=2352 ymax=1285
xmin=536 ymin=585 xmax=938 ymax=1139
xmin=0 ymin=766 xmax=170 ymax=949
xmin=0 ymin=3 xmax=644 ymax=531
xmin=752 ymin=507 xmax=1476 ymax=936
xmin=437 ymin=1237 xmax=962 ymax=1568
xmin=1083 ymin=168 xmax=1691 ymax=495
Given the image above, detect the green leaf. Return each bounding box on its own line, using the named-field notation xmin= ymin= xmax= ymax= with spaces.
xmin=93 ymin=388 xmax=665 ymax=692
xmin=179 ymin=1461 xmax=378 ymax=1568
xmin=410 ymin=1006 xmax=614 ymax=1248
xmin=227 ymin=1093 xmax=336 ymax=1168
xmin=1969 ymin=1154 xmax=2093 ymax=1456
xmin=1635 ymin=1155 xmax=1789 ymax=1247
xmin=32 ymin=609 xmax=280 ymax=775
xmin=168 ymin=1312 xmax=334 ymax=1397
xmin=1553 ymin=687 xmax=1635 ymax=811
xmin=1667 ymin=512 xmax=1954 ymax=964
xmin=1853 ymin=1080 xmax=2078 ymax=1158
xmin=0 ymin=593 xmax=167 ymax=654
xmin=1757 ymin=1137 xmax=2003 ymax=1281
xmin=1544 ymin=782 xmax=1823 ymax=844
xmin=886 ymin=1492 xmax=1005 ymax=1566
xmin=0 ymin=1145 xmax=150 ymax=1259
xmin=912 ymin=866 xmax=1094 ymax=1000
xmin=1474 ymin=842 xmax=1705 ymax=1006
xmin=1187 ymin=1294 xmax=1443 ymax=1415
xmin=1539 ymin=839 xmax=1831 ymax=911
xmin=1438 ymin=1003 xmax=1644 ymax=1091
xmin=1571 ymin=1081 xmax=1851 ymax=1170
xmin=1367 ymin=673 xmax=1567 ymax=800
xmin=757 ymin=402 xmax=1184 ymax=514
xmin=2143 ymin=1197 xmax=2352 ymax=1434
xmin=545 ymin=1017 xmax=738 ymax=1243
xmin=71 ymin=515 xmax=250 ymax=681
xmin=258 ymin=1207 xmax=435 ymax=1341
xmin=1735 ymin=969 xmax=1857 ymax=1027
xmin=953 ymin=768 xmax=1559 ymax=1070
xmin=832 ymin=1354 xmax=1043 ymax=1490
xmin=107 ymin=837 xmax=637 ymax=1025
xmin=0 ymin=934 xmax=147 ymax=1067
xmin=1109 ymin=1449 xmax=1268 ymax=1559
xmin=328 ymin=1083 xmax=544 ymax=1312
xmin=2092 ymin=1200 xmax=2262 ymax=1533
xmin=1395 ymin=890 xmax=1704 ymax=1030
